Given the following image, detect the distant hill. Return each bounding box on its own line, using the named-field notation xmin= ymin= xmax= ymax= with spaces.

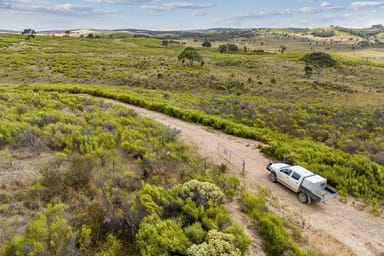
xmin=3 ymin=25 xmax=383 ymax=44
xmin=0 ymin=29 xmax=18 ymax=33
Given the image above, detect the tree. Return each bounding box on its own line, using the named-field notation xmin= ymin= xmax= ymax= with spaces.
xmin=280 ymin=45 xmax=287 ymax=53
xmin=178 ymin=47 xmax=203 ymax=66
xmin=227 ymin=44 xmax=238 ymax=52
xmin=219 ymin=44 xmax=227 ymax=53
xmin=162 ymin=40 xmax=169 ymax=47
xmin=202 ymin=40 xmax=212 ymax=48
xmin=21 ymin=28 xmax=36 ymax=40
xmin=219 ymin=44 xmax=238 ymax=53
xmin=302 ymin=52 xmax=337 ymax=83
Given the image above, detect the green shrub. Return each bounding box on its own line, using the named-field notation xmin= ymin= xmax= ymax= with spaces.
xmin=225 ymin=224 xmax=252 ymax=255
xmin=181 ymin=179 xmax=224 ymax=207
xmin=258 ymin=213 xmax=304 ymax=256
xmin=241 ymin=193 xmax=304 ymax=256
xmin=95 ymin=234 xmax=122 ymax=256
xmin=64 ymin=153 xmax=97 ymax=190
xmin=184 ymin=222 xmax=207 ymax=244
xmin=4 ymin=204 xmax=76 ymax=256
xmin=187 ymin=230 xmax=242 ymax=256
xmin=136 ymin=214 xmax=189 ymax=256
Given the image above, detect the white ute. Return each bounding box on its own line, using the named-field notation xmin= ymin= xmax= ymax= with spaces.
xmin=266 ymin=162 xmax=337 ymax=204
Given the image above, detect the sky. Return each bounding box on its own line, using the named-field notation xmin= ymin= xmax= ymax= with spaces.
xmin=0 ymin=0 xmax=383 ymax=31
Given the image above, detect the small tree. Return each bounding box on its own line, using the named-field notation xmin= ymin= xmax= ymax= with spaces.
xmin=280 ymin=45 xmax=287 ymax=53
xmin=178 ymin=47 xmax=203 ymax=66
xmin=219 ymin=44 xmax=238 ymax=53
xmin=302 ymin=52 xmax=337 ymax=83
xmin=219 ymin=44 xmax=227 ymax=53
xmin=202 ymin=40 xmax=212 ymax=48
xmin=162 ymin=39 xmax=169 ymax=47
xmin=21 ymin=28 xmax=36 ymax=40
xmin=227 ymin=44 xmax=239 ymax=52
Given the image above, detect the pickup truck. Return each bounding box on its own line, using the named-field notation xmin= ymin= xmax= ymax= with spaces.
xmin=266 ymin=162 xmax=337 ymax=204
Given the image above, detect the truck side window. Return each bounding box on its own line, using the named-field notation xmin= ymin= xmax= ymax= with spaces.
xmin=281 ymin=168 xmax=292 ymax=176
xmin=291 ymin=172 xmax=301 ymax=180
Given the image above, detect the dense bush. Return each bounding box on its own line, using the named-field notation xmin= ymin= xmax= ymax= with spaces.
xmin=181 ymin=179 xmax=224 ymax=206
xmin=187 ymin=230 xmax=242 ymax=256
xmin=132 ymin=180 xmax=249 ymax=255
xmin=136 ymin=214 xmax=190 ymax=255
xmin=1 ymin=89 xmax=251 ymax=254
xmin=4 ymin=204 xmax=76 ymax=256
xmin=0 ymin=88 xmax=250 ymax=254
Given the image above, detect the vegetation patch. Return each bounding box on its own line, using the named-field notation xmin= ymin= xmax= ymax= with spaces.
xmin=0 ymin=88 xmax=250 ymax=255
xmin=27 ymin=84 xmax=384 ymax=212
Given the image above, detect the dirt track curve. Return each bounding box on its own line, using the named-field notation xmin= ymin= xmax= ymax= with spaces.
xmin=105 ymin=98 xmax=384 ymax=256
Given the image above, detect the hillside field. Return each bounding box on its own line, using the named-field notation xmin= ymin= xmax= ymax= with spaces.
xmin=0 ymin=27 xmax=383 ymax=255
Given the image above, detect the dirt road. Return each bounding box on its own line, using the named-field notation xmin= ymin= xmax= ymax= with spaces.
xmin=105 ymin=99 xmax=384 ymax=256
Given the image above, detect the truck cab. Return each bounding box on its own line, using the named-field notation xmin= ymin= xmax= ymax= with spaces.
xmin=276 ymin=165 xmax=313 ymax=192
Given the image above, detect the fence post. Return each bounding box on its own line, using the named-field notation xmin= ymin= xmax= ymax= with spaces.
xmin=242 ymin=160 xmax=245 ymax=174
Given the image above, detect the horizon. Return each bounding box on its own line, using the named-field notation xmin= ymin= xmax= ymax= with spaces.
xmin=2 ymin=24 xmax=384 ymax=33
xmin=0 ymin=0 xmax=383 ymax=31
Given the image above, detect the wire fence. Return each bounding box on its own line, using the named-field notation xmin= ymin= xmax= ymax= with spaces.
xmin=217 ymin=143 xmax=246 ymax=173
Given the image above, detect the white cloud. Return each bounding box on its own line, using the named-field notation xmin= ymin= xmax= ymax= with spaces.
xmin=141 ymin=5 xmax=168 ymax=11
xmin=192 ymin=10 xmax=206 ymax=16
xmin=85 ymin=0 xmax=156 ymax=4
xmin=299 ymin=6 xmax=315 ymax=13
xmin=321 ymin=1 xmax=333 ymax=8
xmin=141 ymin=1 xmax=213 ymax=12
xmin=163 ymin=2 xmax=213 ymax=9
xmin=0 ymin=1 xmax=115 ymax=15
xmin=7 ymin=0 xmax=43 ymax=2
xmin=226 ymin=1 xmax=347 ymax=24
xmin=349 ymin=1 xmax=384 ymax=10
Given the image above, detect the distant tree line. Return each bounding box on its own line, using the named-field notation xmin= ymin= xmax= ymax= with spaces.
xmin=219 ymin=44 xmax=239 ymax=53
xmin=311 ymin=31 xmax=335 ymax=38
xmin=338 ymin=25 xmax=384 ymax=39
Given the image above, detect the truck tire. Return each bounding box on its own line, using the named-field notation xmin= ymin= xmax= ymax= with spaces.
xmin=298 ymin=192 xmax=309 ymax=204
xmin=270 ymin=172 xmax=277 ymax=183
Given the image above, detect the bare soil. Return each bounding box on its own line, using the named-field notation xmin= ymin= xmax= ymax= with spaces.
xmin=105 ymin=99 xmax=384 ymax=256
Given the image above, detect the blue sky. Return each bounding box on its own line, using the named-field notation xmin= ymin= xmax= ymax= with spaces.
xmin=0 ymin=0 xmax=383 ymax=31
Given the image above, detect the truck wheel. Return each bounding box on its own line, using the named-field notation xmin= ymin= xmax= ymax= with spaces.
xmin=270 ymin=172 xmax=277 ymax=183
xmin=298 ymin=192 xmax=308 ymax=204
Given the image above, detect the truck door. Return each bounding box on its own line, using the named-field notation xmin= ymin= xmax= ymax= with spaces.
xmin=288 ymin=172 xmax=301 ymax=192
xmin=278 ymin=168 xmax=292 ymax=188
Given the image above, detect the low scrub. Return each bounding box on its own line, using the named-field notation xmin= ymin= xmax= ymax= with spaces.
xmin=28 ymin=84 xmax=384 ymax=209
